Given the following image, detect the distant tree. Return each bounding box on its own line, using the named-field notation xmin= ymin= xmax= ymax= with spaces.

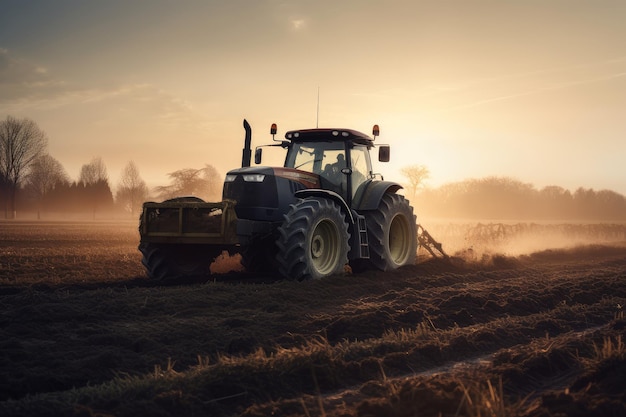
xmin=400 ymin=165 xmax=430 ymax=201
xmin=155 ymin=168 xmax=201 ymax=200
xmin=476 ymin=177 xmax=534 ymax=218
xmin=572 ymin=188 xmax=626 ymax=221
xmin=200 ymin=164 xmax=222 ymax=201
xmin=537 ymin=186 xmax=574 ymax=219
xmin=44 ymin=180 xmax=74 ymax=213
xmin=416 ymin=176 xmax=626 ymax=221
xmin=78 ymin=157 xmax=114 ymax=218
xmin=154 ymin=164 xmax=221 ymax=201
xmin=416 ymin=176 xmax=537 ymax=219
xmin=594 ymin=190 xmax=626 ymax=220
xmin=0 ymin=115 xmax=48 ymax=218
xmin=24 ymin=154 xmax=70 ymax=218
xmin=572 ymin=187 xmax=596 ymax=219
xmin=115 ymin=161 xmax=149 ymax=217
xmin=79 ymin=156 xmax=108 ymax=186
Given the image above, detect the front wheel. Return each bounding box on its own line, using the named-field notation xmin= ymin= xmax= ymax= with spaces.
xmin=138 ymin=242 xmax=220 ymax=282
xmin=276 ymin=197 xmax=350 ymax=281
xmin=361 ymin=193 xmax=417 ymax=271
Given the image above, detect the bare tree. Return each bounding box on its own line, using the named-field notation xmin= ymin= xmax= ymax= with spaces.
xmin=0 ymin=116 xmax=48 ymax=218
xmin=116 ymin=161 xmax=148 ymax=217
xmin=400 ymin=164 xmax=430 ymax=201
xmin=154 ymin=164 xmax=221 ymax=201
xmin=200 ymin=164 xmax=222 ymax=201
xmin=79 ymin=156 xmax=108 ymax=185
xmin=24 ymin=153 xmax=70 ymax=219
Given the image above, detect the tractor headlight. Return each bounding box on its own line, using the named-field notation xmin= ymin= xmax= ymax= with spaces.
xmin=242 ymin=174 xmax=265 ymax=182
xmin=224 ymin=174 xmax=237 ymax=182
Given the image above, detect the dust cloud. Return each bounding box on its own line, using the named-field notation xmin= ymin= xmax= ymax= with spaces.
xmin=423 ymin=222 xmax=626 ymax=262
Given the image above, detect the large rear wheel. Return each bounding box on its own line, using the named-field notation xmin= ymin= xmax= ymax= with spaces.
xmin=361 ymin=193 xmax=417 ymax=271
xmin=276 ymin=197 xmax=350 ymax=280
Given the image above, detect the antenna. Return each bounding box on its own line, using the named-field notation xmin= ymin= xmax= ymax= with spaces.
xmin=316 ymin=86 xmax=320 ymax=128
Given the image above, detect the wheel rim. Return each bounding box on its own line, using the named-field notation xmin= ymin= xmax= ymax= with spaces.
xmin=310 ymin=219 xmax=341 ymax=275
xmin=389 ymin=213 xmax=411 ymax=265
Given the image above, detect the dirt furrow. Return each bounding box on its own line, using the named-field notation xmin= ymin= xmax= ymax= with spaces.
xmin=1 ymin=220 xmax=625 ymax=416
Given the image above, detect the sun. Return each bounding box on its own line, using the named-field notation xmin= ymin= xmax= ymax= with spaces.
xmin=290 ymin=18 xmax=306 ymax=30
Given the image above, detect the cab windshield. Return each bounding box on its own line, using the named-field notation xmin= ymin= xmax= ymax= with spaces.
xmin=285 ymin=142 xmax=346 ymax=176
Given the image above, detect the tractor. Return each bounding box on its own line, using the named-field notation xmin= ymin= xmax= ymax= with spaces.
xmin=138 ymin=119 xmax=418 ymax=281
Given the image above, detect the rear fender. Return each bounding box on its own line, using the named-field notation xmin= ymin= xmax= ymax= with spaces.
xmin=354 ymin=180 xmax=403 ymax=211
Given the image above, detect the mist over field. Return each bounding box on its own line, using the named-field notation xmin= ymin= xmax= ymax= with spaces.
xmin=3 ymin=152 xmax=626 ymax=223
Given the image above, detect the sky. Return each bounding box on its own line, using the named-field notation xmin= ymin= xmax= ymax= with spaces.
xmin=1 ymin=0 xmax=625 ymax=196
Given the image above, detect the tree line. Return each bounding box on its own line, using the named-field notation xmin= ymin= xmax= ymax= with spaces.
xmin=402 ymin=165 xmax=626 ymax=221
xmin=0 ymin=116 xmax=221 ymax=219
xmin=3 ymin=116 xmax=623 ymax=221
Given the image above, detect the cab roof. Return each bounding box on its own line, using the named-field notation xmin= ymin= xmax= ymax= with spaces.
xmin=284 ymin=128 xmax=374 ymax=146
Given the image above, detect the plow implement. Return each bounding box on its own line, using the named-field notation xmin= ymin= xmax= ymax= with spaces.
xmin=417 ymin=224 xmax=448 ymax=259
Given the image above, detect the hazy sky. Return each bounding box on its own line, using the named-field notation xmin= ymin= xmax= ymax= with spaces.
xmin=1 ymin=0 xmax=625 ymax=196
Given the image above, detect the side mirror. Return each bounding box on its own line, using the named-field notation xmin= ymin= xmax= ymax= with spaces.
xmin=378 ymin=145 xmax=390 ymax=162
xmin=254 ymin=148 xmax=262 ymax=165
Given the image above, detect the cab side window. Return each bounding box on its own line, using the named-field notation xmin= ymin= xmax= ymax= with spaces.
xmin=350 ymin=147 xmax=370 ymax=197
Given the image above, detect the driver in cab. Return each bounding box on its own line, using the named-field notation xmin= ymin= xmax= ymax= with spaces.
xmin=323 ymin=154 xmax=345 ymax=184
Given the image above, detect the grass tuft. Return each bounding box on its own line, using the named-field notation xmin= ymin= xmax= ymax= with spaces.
xmin=456 ymin=377 xmax=529 ymax=417
xmin=593 ymin=335 xmax=624 ymax=361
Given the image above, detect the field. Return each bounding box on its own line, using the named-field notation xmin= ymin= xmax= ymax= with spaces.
xmin=1 ymin=220 xmax=625 ymax=417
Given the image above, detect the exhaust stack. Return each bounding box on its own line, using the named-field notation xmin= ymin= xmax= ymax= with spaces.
xmin=241 ymin=119 xmax=252 ymax=168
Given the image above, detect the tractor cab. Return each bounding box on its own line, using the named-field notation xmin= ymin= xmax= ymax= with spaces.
xmin=255 ymin=125 xmax=388 ymax=205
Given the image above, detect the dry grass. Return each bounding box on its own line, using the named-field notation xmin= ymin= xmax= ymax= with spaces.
xmin=593 ymin=335 xmax=624 ymax=361
xmin=457 ymin=377 xmax=529 ymax=417
xmin=1 ymin=221 xmax=626 ymax=417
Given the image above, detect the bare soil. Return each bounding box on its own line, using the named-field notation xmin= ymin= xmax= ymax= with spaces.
xmin=0 ymin=220 xmax=625 ymax=416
